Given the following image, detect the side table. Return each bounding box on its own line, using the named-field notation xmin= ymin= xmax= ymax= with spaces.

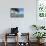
xmin=4 ymin=33 xmax=18 ymax=46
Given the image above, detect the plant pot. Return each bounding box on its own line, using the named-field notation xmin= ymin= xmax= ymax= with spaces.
xmin=37 ymin=39 xmax=40 ymax=43
xmin=37 ymin=39 xmax=45 ymax=44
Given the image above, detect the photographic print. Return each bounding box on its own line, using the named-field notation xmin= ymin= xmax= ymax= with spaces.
xmin=10 ymin=8 xmax=24 ymax=18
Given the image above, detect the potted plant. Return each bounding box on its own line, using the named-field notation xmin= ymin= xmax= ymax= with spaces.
xmin=33 ymin=32 xmax=46 ymax=43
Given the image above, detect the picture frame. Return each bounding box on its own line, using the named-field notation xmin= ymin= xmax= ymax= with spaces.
xmin=10 ymin=8 xmax=24 ymax=18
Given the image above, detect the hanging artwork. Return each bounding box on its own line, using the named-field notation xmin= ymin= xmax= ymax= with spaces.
xmin=37 ymin=0 xmax=46 ymax=18
xmin=36 ymin=0 xmax=46 ymax=27
xmin=10 ymin=8 xmax=24 ymax=18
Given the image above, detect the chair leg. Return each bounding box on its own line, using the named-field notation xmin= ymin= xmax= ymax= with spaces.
xmin=4 ymin=40 xmax=7 ymax=46
xmin=17 ymin=34 xmax=18 ymax=46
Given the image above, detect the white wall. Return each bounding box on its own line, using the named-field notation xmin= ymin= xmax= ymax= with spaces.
xmin=0 ymin=0 xmax=36 ymax=42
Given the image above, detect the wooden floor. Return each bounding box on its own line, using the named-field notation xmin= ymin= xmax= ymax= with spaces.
xmin=0 ymin=42 xmax=46 ymax=46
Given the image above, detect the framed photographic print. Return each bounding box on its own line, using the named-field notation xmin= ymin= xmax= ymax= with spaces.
xmin=10 ymin=8 xmax=24 ymax=18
